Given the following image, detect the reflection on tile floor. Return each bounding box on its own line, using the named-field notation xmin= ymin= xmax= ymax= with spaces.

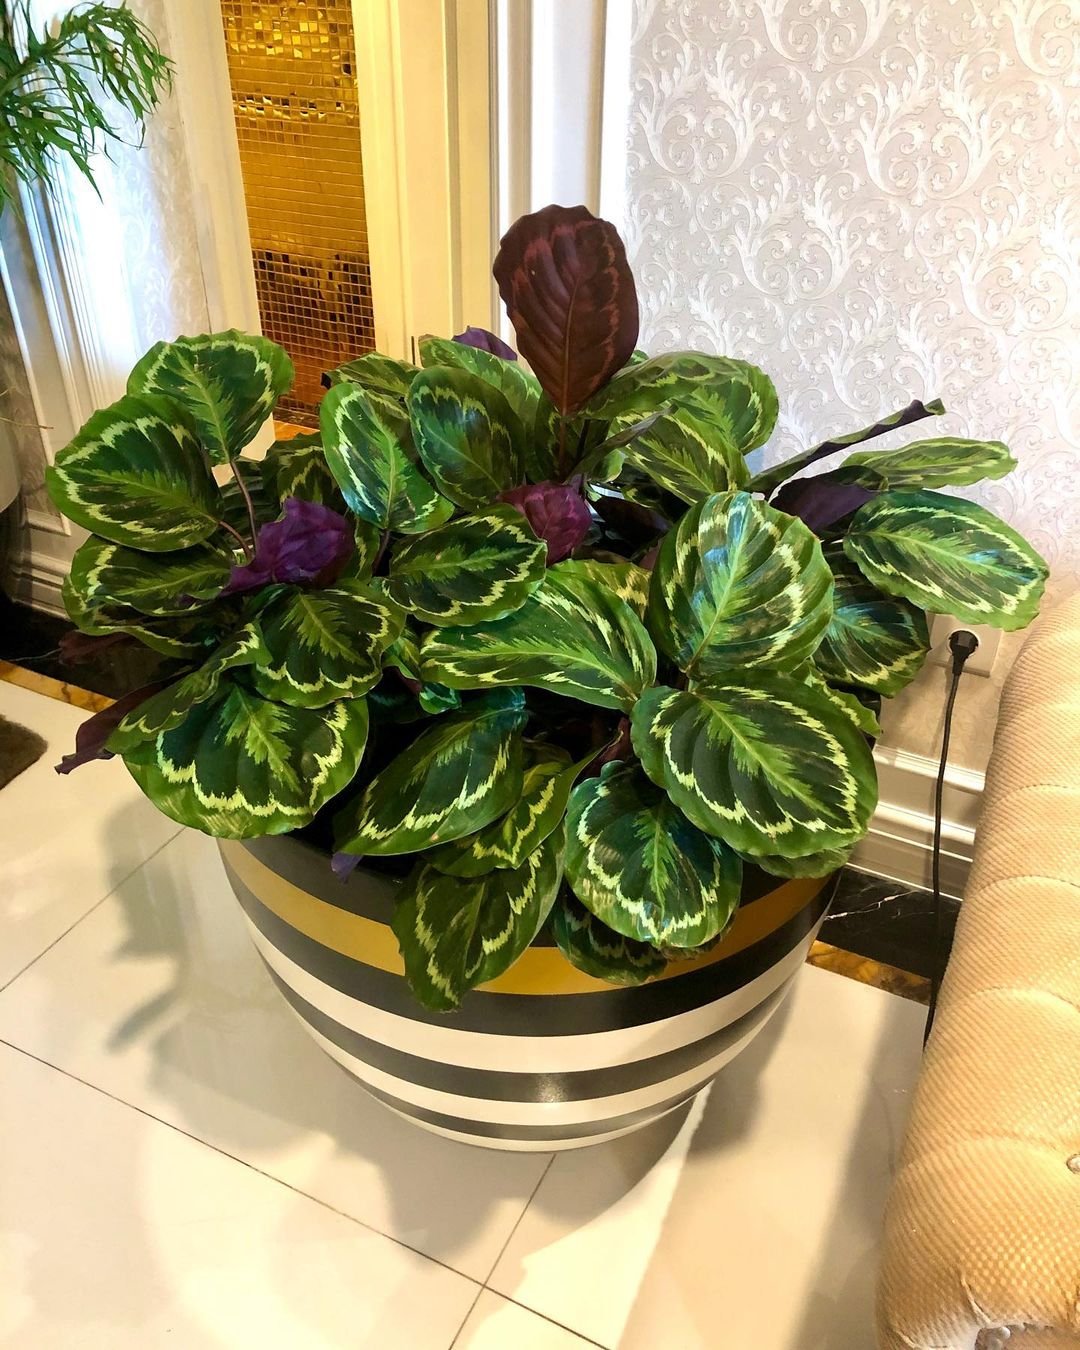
xmin=0 ymin=679 xmax=928 ymax=1347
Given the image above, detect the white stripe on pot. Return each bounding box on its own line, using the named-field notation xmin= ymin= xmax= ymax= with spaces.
xmin=298 ymin=986 xmax=787 ymax=1131
xmin=245 ymin=916 xmax=819 ymax=1073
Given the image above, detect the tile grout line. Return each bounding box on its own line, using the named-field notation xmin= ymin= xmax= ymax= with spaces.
xmin=496 ymin=1295 xmax=610 ymax=1349
xmin=479 ymin=1152 xmax=555 ymax=1287
xmin=0 ymin=1037 xmax=486 ymax=1293
xmin=0 ymin=825 xmax=185 ymax=996
xmin=459 ymin=1151 xmax=616 ymax=1343
xmin=445 ymin=1285 xmax=487 ymax=1350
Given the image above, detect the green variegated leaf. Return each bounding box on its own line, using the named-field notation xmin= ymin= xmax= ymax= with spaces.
xmin=844 ymin=490 xmax=1048 ymax=631
xmin=748 ymin=398 xmax=947 ymax=498
xmin=631 ymin=675 xmax=878 ymax=858
xmin=383 ymin=628 xmax=461 ymax=714
xmin=61 ymin=573 xmax=227 ymax=658
xmin=386 ymin=505 xmax=546 ymax=626
xmin=108 ymin=625 xmax=269 ymax=752
xmin=320 ymin=382 xmax=454 ymax=533
xmin=67 ymin=534 xmax=232 ymax=616
xmin=127 ymin=331 xmax=293 ymax=465
xmin=46 ymin=394 xmax=221 ymax=551
xmin=408 ymin=367 xmax=524 ymax=509
xmin=835 ymin=437 xmax=1016 ymax=491
xmin=751 ymin=848 xmax=850 ymax=879
xmin=565 ymin=761 xmax=741 ymax=947
xmin=418 ymin=336 xmax=541 ymax=429
xmin=119 ymin=682 xmax=370 ymax=838
xmin=552 ymin=892 xmax=667 ymax=986
xmin=259 ymin=432 xmax=344 ymax=508
xmin=392 ymin=826 xmax=565 ymax=1010
xmin=427 ymin=744 xmax=582 ymax=876
xmin=420 ymin=562 xmax=657 ymax=712
xmin=587 ymin=353 xmax=778 ymax=453
xmin=333 ymin=690 xmax=527 ymax=856
xmin=802 ymin=669 xmax=882 ymax=737
xmin=554 ymin=558 xmax=650 ymax=618
xmin=249 ymin=582 xmax=404 ymax=707
xmin=814 ymin=556 xmax=930 ymax=696
xmin=615 ymin=405 xmax=749 ymax=503
xmin=324 ymin=352 xmax=418 ymax=399
xmin=648 ymin=491 xmax=833 ymax=677
xmin=340 ymin=519 xmax=383 ymax=580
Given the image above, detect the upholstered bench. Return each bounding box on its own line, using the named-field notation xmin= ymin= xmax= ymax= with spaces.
xmin=877 ymin=593 xmax=1080 ymax=1349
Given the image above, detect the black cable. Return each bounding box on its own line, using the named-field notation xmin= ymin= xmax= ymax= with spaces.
xmin=924 ymin=629 xmax=980 ymax=1045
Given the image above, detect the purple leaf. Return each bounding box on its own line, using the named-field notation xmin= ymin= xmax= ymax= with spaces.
xmin=498 ymin=481 xmax=592 ymax=564
xmin=222 ymin=497 xmax=354 ymax=596
xmin=493 ymin=204 xmax=639 ymax=416
xmin=452 ymin=326 xmax=517 ymax=361
xmin=55 ymin=681 xmax=169 ymax=774
xmin=771 ymin=475 xmax=878 ymax=535
xmin=331 ymin=851 xmax=363 ymax=882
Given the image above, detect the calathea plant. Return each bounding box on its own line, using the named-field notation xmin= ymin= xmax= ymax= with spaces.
xmin=48 ymin=204 xmax=1049 ymax=1010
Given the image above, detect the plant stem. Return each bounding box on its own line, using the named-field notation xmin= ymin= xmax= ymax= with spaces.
xmin=218 ymin=518 xmax=253 ymax=561
xmin=229 ymin=455 xmax=259 ymax=547
xmin=556 ymin=417 xmax=568 ymax=478
xmin=372 ymin=529 xmax=391 ymax=574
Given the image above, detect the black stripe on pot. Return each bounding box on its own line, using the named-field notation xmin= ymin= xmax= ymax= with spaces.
xmin=230 ymin=862 xmax=833 ymax=1035
xmin=354 ymin=1074 xmax=707 ymax=1143
xmin=264 ymin=959 xmax=790 ymax=1103
xmin=244 ymin=834 xmax=782 ymax=938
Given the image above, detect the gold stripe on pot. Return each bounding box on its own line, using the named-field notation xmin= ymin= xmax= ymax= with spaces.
xmin=220 ymin=841 xmax=828 ymax=996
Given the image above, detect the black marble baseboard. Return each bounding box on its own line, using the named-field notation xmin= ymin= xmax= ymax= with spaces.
xmin=820 ymin=867 xmax=958 ymax=981
xmin=0 ymin=595 xmax=171 ymax=698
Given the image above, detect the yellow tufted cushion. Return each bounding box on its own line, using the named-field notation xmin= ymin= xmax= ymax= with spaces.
xmin=877 ymin=593 xmax=1080 ymax=1350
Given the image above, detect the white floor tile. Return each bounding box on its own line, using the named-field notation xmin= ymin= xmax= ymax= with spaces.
xmin=488 ymin=967 xmax=925 ymax=1350
xmin=0 ymin=1042 xmax=477 ymax=1349
xmin=0 ymin=828 xmax=550 ymax=1282
xmin=454 ymin=1291 xmax=595 ymax=1349
xmin=0 ymin=683 xmax=180 ymax=988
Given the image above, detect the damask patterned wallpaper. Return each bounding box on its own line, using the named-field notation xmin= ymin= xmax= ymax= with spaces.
xmin=624 ymin=0 xmax=1079 ymax=768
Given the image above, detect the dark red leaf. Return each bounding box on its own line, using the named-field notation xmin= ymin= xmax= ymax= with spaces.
xmin=493 ymin=204 xmax=639 ymax=417
xmin=222 ymin=497 xmax=354 ymax=596
xmin=452 ymin=327 xmax=517 ymax=361
xmin=57 ymin=629 xmax=132 ymax=664
xmin=499 ymin=481 xmax=592 ymax=564
xmin=55 ymin=681 xmax=169 ymax=774
xmin=771 ymin=475 xmax=878 ymax=535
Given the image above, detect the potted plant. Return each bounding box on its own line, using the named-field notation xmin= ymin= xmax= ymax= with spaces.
xmin=48 ymin=205 xmax=1048 ymax=1150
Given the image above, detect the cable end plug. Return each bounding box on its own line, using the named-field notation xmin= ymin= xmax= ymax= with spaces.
xmin=948 ymin=628 xmax=979 ymax=675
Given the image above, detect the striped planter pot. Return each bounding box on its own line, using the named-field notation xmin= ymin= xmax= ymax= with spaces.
xmin=220 ymin=836 xmax=836 ymax=1151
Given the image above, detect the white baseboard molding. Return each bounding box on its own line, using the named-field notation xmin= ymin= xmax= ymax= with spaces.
xmin=10 ymin=549 xmax=67 ymax=617
xmin=851 ymin=745 xmax=985 ymax=899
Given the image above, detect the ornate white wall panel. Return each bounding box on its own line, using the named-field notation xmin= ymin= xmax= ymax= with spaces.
xmin=625 ymin=0 xmax=1080 ymax=768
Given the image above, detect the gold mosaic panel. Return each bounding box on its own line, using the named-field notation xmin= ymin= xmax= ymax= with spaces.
xmin=220 ymin=1 xmax=375 ymax=425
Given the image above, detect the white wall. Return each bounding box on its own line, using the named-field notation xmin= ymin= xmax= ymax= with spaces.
xmin=622 ymin=0 xmax=1080 ymax=773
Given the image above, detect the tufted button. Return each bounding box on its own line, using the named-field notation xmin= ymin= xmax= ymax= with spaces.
xmin=1066 ymin=1154 xmax=1080 ymax=1174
